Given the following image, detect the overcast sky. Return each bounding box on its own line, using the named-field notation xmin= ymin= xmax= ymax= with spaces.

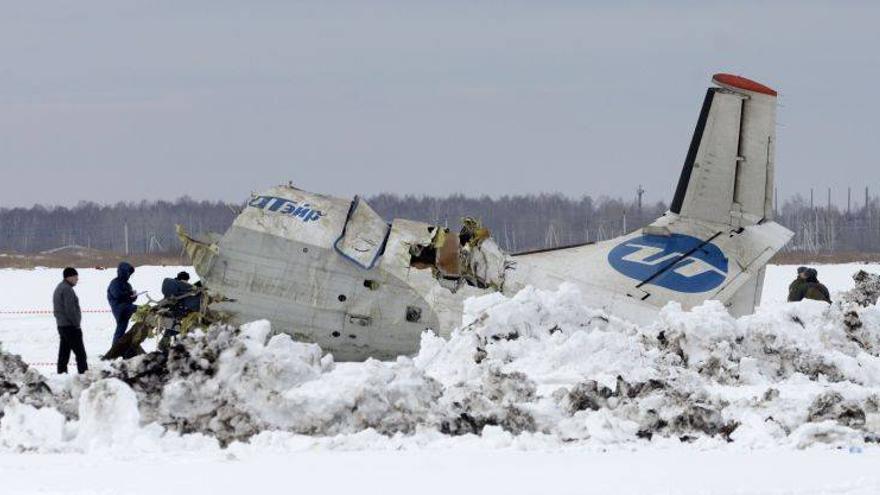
xmin=1 ymin=1 xmax=878 ymax=208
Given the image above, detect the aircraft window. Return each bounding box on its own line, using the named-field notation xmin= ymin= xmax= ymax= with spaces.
xmin=406 ymin=306 xmax=422 ymax=323
xmin=338 ymin=294 xmax=347 ymax=302
xmin=363 ymin=279 xmax=380 ymax=290
xmin=409 ymin=243 xmax=437 ymax=269
xmin=347 ymin=315 xmax=371 ymax=326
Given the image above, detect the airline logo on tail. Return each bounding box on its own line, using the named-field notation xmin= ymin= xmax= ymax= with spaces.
xmin=607 ymin=234 xmax=728 ymax=293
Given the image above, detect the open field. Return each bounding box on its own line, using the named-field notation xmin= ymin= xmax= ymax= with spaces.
xmin=2 ymin=263 xmax=880 ymax=495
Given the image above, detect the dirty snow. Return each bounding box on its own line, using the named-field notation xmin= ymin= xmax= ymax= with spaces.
xmin=2 ymin=263 xmax=880 ymax=494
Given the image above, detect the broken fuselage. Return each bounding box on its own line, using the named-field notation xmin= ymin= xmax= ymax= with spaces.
xmin=180 ymin=73 xmax=793 ymax=361
xmin=179 ymin=187 xmax=520 ymax=361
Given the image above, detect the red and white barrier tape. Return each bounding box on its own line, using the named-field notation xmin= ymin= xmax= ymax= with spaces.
xmin=0 ymin=309 xmax=111 ymax=315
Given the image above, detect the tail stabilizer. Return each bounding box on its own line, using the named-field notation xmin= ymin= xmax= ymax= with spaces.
xmin=670 ymin=73 xmax=778 ymax=227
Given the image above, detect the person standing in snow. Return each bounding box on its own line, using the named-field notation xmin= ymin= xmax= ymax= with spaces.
xmin=789 ymin=267 xmax=831 ymax=303
xmin=107 ymin=261 xmax=139 ymax=344
xmin=53 ymin=267 xmax=88 ymax=374
xmin=787 ymin=266 xmax=810 ymax=302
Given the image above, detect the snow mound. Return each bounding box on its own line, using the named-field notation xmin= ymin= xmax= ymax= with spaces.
xmin=105 ymin=321 xmax=444 ymax=445
xmin=0 ymin=346 xmax=61 ymax=416
xmin=0 ymin=400 xmax=67 ymax=451
xmin=76 ymin=378 xmax=141 ymax=450
xmin=841 ymin=270 xmax=880 ymax=307
xmin=3 ymin=275 xmax=880 ymax=451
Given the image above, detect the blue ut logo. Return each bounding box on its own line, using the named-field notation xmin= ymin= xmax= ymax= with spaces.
xmin=607 ymin=234 xmax=728 ymax=293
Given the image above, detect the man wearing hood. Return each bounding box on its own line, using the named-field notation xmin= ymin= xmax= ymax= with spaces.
xmin=788 ymin=267 xmax=831 ymax=303
xmin=107 ymin=262 xmax=139 ymax=344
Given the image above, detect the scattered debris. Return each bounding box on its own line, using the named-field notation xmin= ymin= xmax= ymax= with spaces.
xmin=841 ymin=270 xmax=880 ymax=307
xmin=806 ymin=392 xmax=866 ymax=429
xmin=409 ymin=217 xmax=511 ymax=292
xmin=0 ymin=348 xmax=65 ymax=420
xmin=102 ymin=287 xmax=229 ymax=361
xmin=440 ymin=369 xmax=538 ymax=435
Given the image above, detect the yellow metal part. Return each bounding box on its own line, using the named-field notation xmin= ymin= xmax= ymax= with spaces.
xmin=176 ymin=224 xmax=219 ymax=277
xmin=460 ymin=217 xmax=490 ymax=246
xmin=179 ymin=311 xmax=204 ymax=336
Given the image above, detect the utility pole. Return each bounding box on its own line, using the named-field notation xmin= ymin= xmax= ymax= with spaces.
xmin=810 ymin=188 xmax=814 ymax=210
xmin=826 ymin=187 xmax=833 ymax=252
xmin=124 ymin=222 xmax=130 ymax=255
xmin=848 ymin=187 xmax=852 ymax=216
xmin=636 ymin=185 xmax=645 ymax=213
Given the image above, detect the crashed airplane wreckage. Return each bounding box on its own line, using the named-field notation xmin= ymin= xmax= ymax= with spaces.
xmin=170 ymin=73 xmax=792 ymax=361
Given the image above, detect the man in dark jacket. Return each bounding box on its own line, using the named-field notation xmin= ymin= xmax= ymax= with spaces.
xmin=161 ymin=271 xmax=202 ymax=315
xmin=157 ymin=271 xmax=202 ymax=351
xmin=53 ymin=267 xmax=87 ymax=374
xmin=107 ymin=262 xmax=138 ymax=344
xmin=789 ymin=267 xmax=832 ymax=303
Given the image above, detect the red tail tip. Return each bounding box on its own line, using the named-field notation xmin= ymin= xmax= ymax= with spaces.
xmin=712 ymin=73 xmax=777 ymax=97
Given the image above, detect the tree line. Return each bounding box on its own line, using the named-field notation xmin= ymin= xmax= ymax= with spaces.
xmin=0 ymin=193 xmax=877 ymax=255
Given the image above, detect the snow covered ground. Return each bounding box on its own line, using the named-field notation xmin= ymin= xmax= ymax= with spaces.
xmin=2 ymin=447 xmax=879 ymax=495
xmin=2 ymin=262 xmax=880 ymax=494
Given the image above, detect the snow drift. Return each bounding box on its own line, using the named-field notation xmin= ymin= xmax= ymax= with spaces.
xmin=2 ymin=272 xmax=880 ymax=452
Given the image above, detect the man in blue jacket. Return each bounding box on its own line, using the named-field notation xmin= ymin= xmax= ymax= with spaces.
xmin=107 ymin=262 xmax=138 ymax=344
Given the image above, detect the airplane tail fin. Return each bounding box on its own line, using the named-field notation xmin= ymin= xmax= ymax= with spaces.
xmin=513 ymin=74 xmax=791 ymax=318
xmin=670 ymin=73 xmax=778 ymax=227
xmin=638 ymin=74 xmax=791 ymax=316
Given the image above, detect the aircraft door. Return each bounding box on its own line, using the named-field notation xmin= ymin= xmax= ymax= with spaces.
xmin=334 ymin=196 xmax=390 ymax=270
